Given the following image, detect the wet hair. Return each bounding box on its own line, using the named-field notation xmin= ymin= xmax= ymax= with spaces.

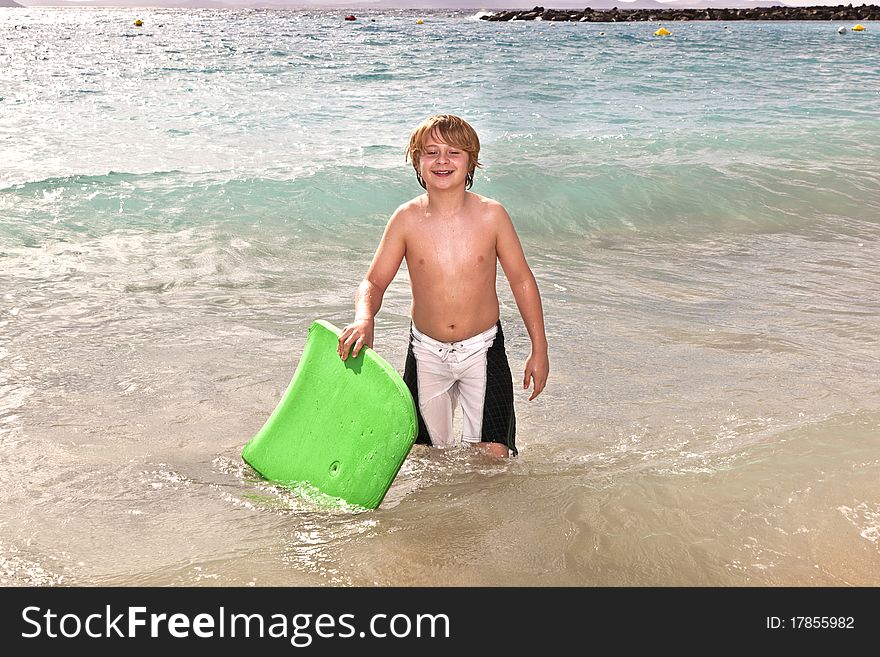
xmin=405 ymin=114 xmax=482 ymax=190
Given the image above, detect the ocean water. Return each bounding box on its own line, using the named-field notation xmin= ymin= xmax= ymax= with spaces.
xmin=1 ymin=8 xmax=879 ymax=586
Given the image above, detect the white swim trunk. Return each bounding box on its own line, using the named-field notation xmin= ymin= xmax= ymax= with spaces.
xmin=402 ymin=322 xmax=517 ymax=454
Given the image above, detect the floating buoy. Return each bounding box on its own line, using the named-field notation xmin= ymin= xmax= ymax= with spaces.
xmin=838 ymin=26 xmax=848 ymax=34
xmin=654 ymin=27 xmax=671 ymax=37
xmin=344 ymin=15 xmax=356 ymax=21
xmin=134 ymin=19 xmax=143 ymax=27
xmin=852 ymin=24 xmax=866 ymax=31
xmin=416 ymin=19 xmax=424 ymax=25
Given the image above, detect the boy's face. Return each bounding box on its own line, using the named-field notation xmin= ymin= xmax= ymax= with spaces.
xmin=418 ymin=130 xmax=470 ymax=192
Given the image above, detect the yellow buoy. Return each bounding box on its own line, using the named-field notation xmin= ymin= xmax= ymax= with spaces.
xmin=852 ymin=24 xmax=866 ymax=32
xmin=654 ymin=27 xmax=671 ymax=37
xmin=416 ymin=19 xmax=424 ymax=25
xmin=134 ymin=19 xmax=143 ymax=27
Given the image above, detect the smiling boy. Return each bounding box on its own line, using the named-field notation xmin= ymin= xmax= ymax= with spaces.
xmin=337 ymin=114 xmax=548 ymax=457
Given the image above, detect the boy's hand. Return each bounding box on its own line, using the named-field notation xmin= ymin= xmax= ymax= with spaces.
xmin=523 ymin=349 xmax=549 ymax=401
xmin=338 ymin=318 xmax=374 ymax=361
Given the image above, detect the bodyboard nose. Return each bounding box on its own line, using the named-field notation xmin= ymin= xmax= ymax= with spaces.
xmin=242 ymin=320 xmax=417 ymax=509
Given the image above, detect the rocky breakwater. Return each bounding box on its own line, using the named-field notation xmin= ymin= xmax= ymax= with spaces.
xmin=480 ymin=5 xmax=880 ymax=22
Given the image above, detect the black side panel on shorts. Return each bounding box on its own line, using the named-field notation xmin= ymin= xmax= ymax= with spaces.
xmin=403 ymin=336 xmax=432 ymax=446
xmin=480 ymin=322 xmax=518 ymax=456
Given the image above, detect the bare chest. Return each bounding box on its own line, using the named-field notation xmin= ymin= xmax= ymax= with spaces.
xmin=405 ymin=224 xmax=496 ymax=275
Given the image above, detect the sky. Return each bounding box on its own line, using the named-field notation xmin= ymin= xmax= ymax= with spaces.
xmin=9 ymin=1 xmax=877 ymax=8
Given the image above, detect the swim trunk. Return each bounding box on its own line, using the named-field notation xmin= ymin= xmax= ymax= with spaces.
xmin=403 ymin=321 xmax=517 ymax=455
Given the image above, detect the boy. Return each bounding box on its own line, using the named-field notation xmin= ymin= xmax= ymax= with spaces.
xmin=337 ymin=115 xmax=548 ymax=457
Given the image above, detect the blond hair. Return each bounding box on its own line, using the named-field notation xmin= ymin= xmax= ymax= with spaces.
xmin=405 ymin=114 xmax=482 ymax=190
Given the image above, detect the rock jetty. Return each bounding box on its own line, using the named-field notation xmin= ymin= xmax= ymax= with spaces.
xmin=480 ymin=5 xmax=880 ymax=22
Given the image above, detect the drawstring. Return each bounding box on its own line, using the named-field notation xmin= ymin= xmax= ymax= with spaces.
xmin=434 ymin=342 xmax=464 ymax=362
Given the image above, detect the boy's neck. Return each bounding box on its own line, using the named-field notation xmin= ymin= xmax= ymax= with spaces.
xmin=425 ymin=187 xmax=467 ymax=216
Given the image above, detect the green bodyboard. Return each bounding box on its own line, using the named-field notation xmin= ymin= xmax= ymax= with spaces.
xmin=242 ymin=320 xmax=418 ymax=509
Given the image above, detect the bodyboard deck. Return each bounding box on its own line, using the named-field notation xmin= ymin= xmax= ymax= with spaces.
xmin=242 ymin=320 xmax=417 ymax=509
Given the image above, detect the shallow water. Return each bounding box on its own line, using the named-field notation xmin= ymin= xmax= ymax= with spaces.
xmin=1 ymin=8 xmax=879 ymax=586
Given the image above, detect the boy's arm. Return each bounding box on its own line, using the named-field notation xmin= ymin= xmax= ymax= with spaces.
xmin=495 ymin=205 xmax=549 ymax=401
xmin=337 ymin=210 xmax=407 ymax=361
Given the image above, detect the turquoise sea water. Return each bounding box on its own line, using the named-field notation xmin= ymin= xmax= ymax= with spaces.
xmin=1 ymin=8 xmax=879 ymax=586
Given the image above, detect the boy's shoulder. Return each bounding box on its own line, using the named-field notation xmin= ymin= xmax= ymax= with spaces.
xmin=466 ymin=192 xmax=508 ymax=216
xmin=392 ymin=195 xmax=427 ymax=220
